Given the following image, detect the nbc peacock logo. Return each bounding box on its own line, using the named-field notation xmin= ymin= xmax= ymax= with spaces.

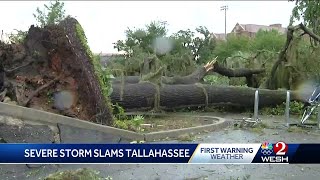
xmin=261 ymin=141 xmax=273 ymax=156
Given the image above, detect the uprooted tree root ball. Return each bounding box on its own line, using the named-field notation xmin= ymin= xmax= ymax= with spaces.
xmin=0 ymin=17 xmax=114 ymax=125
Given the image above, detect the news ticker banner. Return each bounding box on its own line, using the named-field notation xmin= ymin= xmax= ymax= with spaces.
xmin=0 ymin=142 xmax=319 ymax=164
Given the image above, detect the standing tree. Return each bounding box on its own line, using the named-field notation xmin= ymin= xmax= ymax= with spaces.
xmin=33 ymin=0 xmax=66 ymax=28
xmin=6 ymin=0 xmax=66 ymax=44
xmin=113 ymin=21 xmax=168 ymax=57
xmin=192 ymin=26 xmax=216 ymax=64
xmin=291 ymin=0 xmax=320 ymax=31
xmin=111 ymin=21 xmax=216 ymax=77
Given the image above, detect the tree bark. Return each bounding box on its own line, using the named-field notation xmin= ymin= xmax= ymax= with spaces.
xmin=110 ymin=82 xmax=302 ymax=111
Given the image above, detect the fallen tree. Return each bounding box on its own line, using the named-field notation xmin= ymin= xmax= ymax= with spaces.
xmin=1 ymin=17 xmax=315 ymax=119
xmin=110 ymin=82 xmax=304 ymax=111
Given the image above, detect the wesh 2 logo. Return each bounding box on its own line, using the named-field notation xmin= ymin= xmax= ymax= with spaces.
xmin=260 ymin=141 xmax=289 ymax=163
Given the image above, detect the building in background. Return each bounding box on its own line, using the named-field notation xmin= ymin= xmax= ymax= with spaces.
xmin=230 ymin=23 xmax=287 ymax=37
xmin=212 ymin=23 xmax=287 ymax=40
xmin=210 ymin=33 xmax=226 ymax=41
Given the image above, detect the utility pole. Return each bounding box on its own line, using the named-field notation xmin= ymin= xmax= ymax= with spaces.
xmin=220 ymin=5 xmax=228 ymax=40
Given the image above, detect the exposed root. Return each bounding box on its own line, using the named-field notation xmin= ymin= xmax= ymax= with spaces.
xmin=4 ymin=60 xmax=34 ymax=75
xmin=21 ymin=74 xmax=63 ymax=107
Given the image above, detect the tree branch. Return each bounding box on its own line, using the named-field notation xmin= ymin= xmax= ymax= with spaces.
xmin=211 ymin=62 xmax=265 ymax=77
xmin=299 ymin=23 xmax=320 ymax=42
xmin=264 ymin=23 xmax=320 ymax=89
xmin=265 ymin=26 xmax=295 ymax=89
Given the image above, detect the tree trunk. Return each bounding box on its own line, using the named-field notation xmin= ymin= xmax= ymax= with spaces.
xmin=110 ymin=82 xmax=303 ymax=111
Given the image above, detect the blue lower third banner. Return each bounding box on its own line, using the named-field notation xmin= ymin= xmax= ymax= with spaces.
xmin=0 ymin=142 xmax=319 ymax=164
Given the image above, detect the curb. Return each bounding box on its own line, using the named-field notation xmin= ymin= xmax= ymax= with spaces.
xmin=0 ymin=102 xmax=144 ymax=141
xmin=0 ymin=102 xmax=232 ymax=142
xmin=144 ymin=117 xmax=231 ymax=141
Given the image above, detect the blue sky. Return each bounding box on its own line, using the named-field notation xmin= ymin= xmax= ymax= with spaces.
xmin=0 ymin=1 xmax=296 ymax=53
